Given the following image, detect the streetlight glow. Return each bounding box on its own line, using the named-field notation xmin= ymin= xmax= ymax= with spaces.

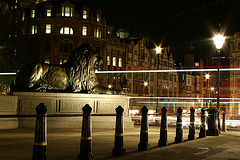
xmin=205 ymin=74 xmax=210 ymax=79
xmin=213 ymin=35 xmax=225 ymax=49
xmin=156 ymin=46 xmax=161 ymax=54
xmin=211 ymin=87 xmax=214 ymax=91
xmin=108 ymin=84 xmax=112 ymax=89
xmin=144 ymin=81 xmax=148 ymax=87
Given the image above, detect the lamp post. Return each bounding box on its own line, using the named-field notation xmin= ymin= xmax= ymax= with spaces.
xmin=144 ymin=81 xmax=148 ymax=97
xmin=213 ymin=26 xmax=225 ymax=133
xmin=156 ymin=47 xmax=161 ymax=113
xmin=205 ymin=74 xmax=210 ymax=108
xmin=213 ymin=33 xmax=225 ymax=110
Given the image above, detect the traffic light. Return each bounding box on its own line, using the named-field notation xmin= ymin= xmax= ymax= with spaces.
xmin=208 ymin=97 xmax=211 ymax=103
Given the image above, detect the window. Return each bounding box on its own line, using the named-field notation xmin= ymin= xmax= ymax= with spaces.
xmin=31 ymin=9 xmax=35 ymax=18
xmin=113 ymin=57 xmax=116 ymax=67
xmin=61 ymin=43 xmax=72 ymax=53
xmin=22 ymin=12 xmax=25 ymax=21
xmin=83 ymin=10 xmax=87 ymax=19
xmin=82 ymin=26 xmax=87 ymax=35
xmin=119 ymin=58 xmax=122 ymax=67
xmin=107 ymin=56 xmax=110 ymax=65
xmin=97 ymin=13 xmax=101 ymax=22
xmin=60 ymin=59 xmax=67 ymax=64
xmin=45 ymin=59 xmax=50 ymax=64
xmin=46 ymin=24 xmax=51 ymax=33
xmin=31 ymin=25 xmax=37 ymax=34
xmin=95 ymin=28 xmax=101 ymax=38
xmin=60 ymin=27 xmax=73 ymax=34
xmin=62 ymin=6 xmax=73 ymax=17
xmin=46 ymin=9 xmax=51 ymax=17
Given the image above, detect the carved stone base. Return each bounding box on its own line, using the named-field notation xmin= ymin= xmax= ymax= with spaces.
xmin=13 ymin=92 xmax=134 ymax=129
xmin=0 ymin=95 xmax=18 ymax=129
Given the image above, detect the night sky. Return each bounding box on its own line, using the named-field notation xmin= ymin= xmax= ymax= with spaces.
xmin=87 ymin=0 xmax=240 ymax=64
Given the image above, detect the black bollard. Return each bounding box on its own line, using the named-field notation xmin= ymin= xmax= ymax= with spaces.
xmin=32 ymin=103 xmax=48 ymax=160
xmin=199 ymin=108 xmax=207 ymax=138
xmin=222 ymin=113 xmax=227 ymax=132
xmin=207 ymin=107 xmax=219 ymax=136
xmin=188 ymin=107 xmax=196 ymax=140
xmin=175 ymin=107 xmax=184 ymax=143
xmin=78 ymin=104 xmax=93 ymax=160
xmin=138 ymin=106 xmax=150 ymax=151
xmin=112 ymin=106 xmax=126 ymax=156
xmin=158 ymin=107 xmax=168 ymax=147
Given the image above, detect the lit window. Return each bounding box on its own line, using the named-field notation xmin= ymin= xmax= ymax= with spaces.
xmin=119 ymin=58 xmax=122 ymax=67
xmin=31 ymin=25 xmax=37 ymax=34
xmin=45 ymin=59 xmax=50 ymax=64
xmin=195 ymin=62 xmax=199 ymax=66
xmin=60 ymin=27 xmax=73 ymax=34
xmin=47 ymin=9 xmax=51 ymax=17
xmin=60 ymin=59 xmax=67 ymax=65
xmin=62 ymin=6 xmax=73 ymax=17
xmin=107 ymin=56 xmax=110 ymax=65
xmin=97 ymin=13 xmax=100 ymax=22
xmin=22 ymin=12 xmax=25 ymax=21
xmin=95 ymin=29 xmax=101 ymax=38
xmin=113 ymin=57 xmax=116 ymax=67
xmin=83 ymin=10 xmax=87 ymax=19
xmin=82 ymin=26 xmax=87 ymax=35
xmin=31 ymin=9 xmax=35 ymax=18
xmin=46 ymin=24 xmax=51 ymax=33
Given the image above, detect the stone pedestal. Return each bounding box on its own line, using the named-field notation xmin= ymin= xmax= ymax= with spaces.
xmin=0 ymin=95 xmax=18 ymax=129
xmin=13 ymin=92 xmax=134 ymax=129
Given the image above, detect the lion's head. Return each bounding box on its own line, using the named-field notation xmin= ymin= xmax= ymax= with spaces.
xmin=64 ymin=44 xmax=104 ymax=92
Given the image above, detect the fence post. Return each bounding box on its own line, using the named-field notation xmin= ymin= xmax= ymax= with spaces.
xmin=158 ymin=107 xmax=168 ymax=147
xmin=188 ymin=107 xmax=196 ymax=140
xmin=112 ymin=106 xmax=126 ymax=156
xmin=78 ymin=104 xmax=93 ymax=160
xmin=138 ymin=106 xmax=150 ymax=151
xmin=222 ymin=113 xmax=227 ymax=132
xmin=32 ymin=103 xmax=48 ymax=160
xmin=175 ymin=107 xmax=184 ymax=143
xmin=207 ymin=107 xmax=219 ymax=136
xmin=199 ymin=108 xmax=207 ymax=138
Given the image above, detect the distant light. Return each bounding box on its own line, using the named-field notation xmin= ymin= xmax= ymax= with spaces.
xmin=211 ymin=87 xmax=214 ymax=91
xmin=108 ymin=84 xmax=112 ymax=89
xmin=144 ymin=81 xmax=148 ymax=87
xmin=156 ymin=46 xmax=161 ymax=54
xmin=205 ymin=74 xmax=210 ymax=79
xmin=213 ymin=35 xmax=225 ymax=49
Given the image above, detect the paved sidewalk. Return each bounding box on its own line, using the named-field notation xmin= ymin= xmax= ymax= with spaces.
xmin=0 ymin=126 xmax=239 ymax=160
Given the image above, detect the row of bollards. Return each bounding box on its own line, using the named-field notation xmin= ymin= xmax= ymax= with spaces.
xmin=32 ymin=103 xmax=227 ymax=160
xmin=32 ymin=103 xmax=126 ymax=160
xmin=137 ymin=106 xmax=227 ymax=151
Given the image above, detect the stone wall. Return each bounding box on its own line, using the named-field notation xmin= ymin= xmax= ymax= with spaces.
xmin=0 ymin=95 xmax=18 ymax=129
xmin=13 ymin=92 xmax=133 ymax=129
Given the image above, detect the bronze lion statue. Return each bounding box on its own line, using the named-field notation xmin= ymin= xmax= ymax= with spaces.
xmin=10 ymin=44 xmax=115 ymax=94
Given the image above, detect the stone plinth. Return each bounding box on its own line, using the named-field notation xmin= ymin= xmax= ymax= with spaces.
xmin=0 ymin=95 xmax=18 ymax=129
xmin=13 ymin=92 xmax=134 ymax=129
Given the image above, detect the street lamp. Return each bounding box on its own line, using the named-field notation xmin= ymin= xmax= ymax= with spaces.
xmin=213 ymin=27 xmax=225 ymax=133
xmin=108 ymin=84 xmax=112 ymax=89
xmin=156 ymin=46 xmax=161 ymax=113
xmin=144 ymin=81 xmax=148 ymax=97
xmin=205 ymin=74 xmax=210 ymax=108
xmin=213 ymin=34 xmax=225 ymax=110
